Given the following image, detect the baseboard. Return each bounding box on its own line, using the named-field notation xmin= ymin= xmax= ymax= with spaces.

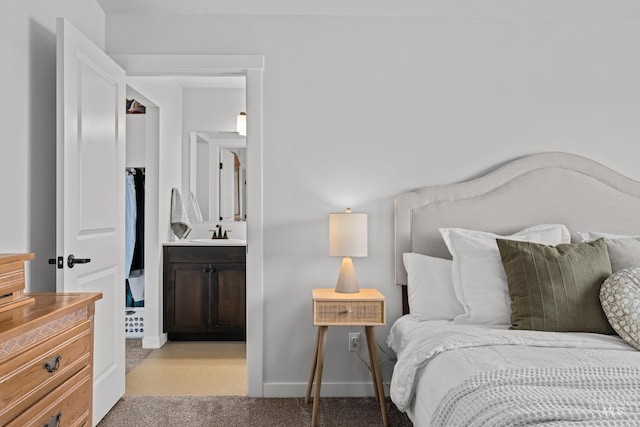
xmin=263 ymin=382 xmax=381 ymax=398
xmin=142 ymin=332 xmax=168 ymax=349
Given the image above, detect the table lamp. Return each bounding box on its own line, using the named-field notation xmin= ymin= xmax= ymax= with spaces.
xmin=329 ymin=208 xmax=368 ymax=293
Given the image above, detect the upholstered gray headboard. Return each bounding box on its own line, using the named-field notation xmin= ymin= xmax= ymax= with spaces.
xmin=395 ymin=152 xmax=640 ymax=288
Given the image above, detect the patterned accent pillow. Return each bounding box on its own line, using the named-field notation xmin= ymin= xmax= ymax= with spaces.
xmin=600 ymin=268 xmax=640 ymax=350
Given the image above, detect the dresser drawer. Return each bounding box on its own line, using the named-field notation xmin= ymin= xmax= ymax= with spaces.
xmin=314 ymin=300 xmax=385 ymax=325
xmin=0 ymin=321 xmax=92 ymax=424
xmin=6 ymin=366 xmax=91 ymax=427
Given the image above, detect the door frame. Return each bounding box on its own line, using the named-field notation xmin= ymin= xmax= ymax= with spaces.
xmin=111 ymin=54 xmax=265 ymax=397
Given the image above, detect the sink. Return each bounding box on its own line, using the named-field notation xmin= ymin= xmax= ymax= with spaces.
xmin=188 ymin=238 xmax=246 ymax=246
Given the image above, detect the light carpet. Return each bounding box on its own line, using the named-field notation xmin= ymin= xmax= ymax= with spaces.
xmin=125 ymin=341 xmax=246 ymax=396
xmin=115 ymin=340 xmax=412 ymax=425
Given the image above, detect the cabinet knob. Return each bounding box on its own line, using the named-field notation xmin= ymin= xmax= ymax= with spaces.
xmin=345 ymin=308 xmax=352 ymax=315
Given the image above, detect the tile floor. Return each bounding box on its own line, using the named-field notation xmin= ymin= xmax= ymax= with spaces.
xmin=125 ymin=341 xmax=246 ymax=396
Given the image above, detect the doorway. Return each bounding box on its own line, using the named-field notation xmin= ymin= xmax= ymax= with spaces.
xmin=114 ymin=54 xmax=265 ymax=397
xmin=124 ymin=77 xmax=250 ymax=396
xmin=124 ymin=86 xmax=153 ymax=343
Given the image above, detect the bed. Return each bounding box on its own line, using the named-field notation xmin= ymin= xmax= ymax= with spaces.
xmin=388 ymin=152 xmax=640 ymax=426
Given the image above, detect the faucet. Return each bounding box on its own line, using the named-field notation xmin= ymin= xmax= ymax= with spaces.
xmin=209 ymin=225 xmax=230 ymax=239
xmin=210 ymin=225 xmax=221 ymax=239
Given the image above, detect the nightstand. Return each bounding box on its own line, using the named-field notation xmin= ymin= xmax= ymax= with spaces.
xmin=305 ymin=288 xmax=388 ymax=427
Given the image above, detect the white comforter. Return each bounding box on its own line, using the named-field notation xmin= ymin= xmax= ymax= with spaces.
xmin=431 ymin=367 xmax=640 ymax=426
xmin=387 ymin=316 xmax=640 ymax=426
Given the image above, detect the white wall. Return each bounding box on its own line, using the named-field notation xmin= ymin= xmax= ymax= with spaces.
xmin=182 ymin=87 xmax=245 ymax=132
xmin=125 ymin=114 xmax=146 ymax=167
xmin=0 ymin=0 xmax=105 ymax=291
xmin=122 ymin=77 xmax=183 ymax=348
xmin=106 ymin=7 xmax=640 ymax=395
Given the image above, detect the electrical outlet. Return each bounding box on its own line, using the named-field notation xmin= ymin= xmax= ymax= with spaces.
xmin=348 ymin=332 xmax=360 ymax=352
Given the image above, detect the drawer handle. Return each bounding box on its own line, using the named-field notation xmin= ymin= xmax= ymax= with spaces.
xmin=344 ymin=309 xmax=352 ymax=315
xmin=43 ymin=412 xmax=61 ymax=427
xmin=43 ymin=355 xmax=62 ymax=373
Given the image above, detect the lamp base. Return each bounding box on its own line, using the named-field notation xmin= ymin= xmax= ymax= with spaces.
xmin=335 ymin=256 xmax=360 ymax=293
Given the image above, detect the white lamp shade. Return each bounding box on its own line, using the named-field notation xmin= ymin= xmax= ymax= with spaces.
xmin=329 ymin=212 xmax=368 ymax=257
xmin=237 ymin=112 xmax=247 ymax=136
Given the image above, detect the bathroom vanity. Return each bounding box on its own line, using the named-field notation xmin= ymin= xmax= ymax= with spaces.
xmin=163 ymin=242 xmax=246 ymax=340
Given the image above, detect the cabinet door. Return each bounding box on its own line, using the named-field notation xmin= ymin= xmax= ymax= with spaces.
xmin=165 ymin=263 xmax=210 ymax=333
xmin=212 ymin=265 xmax=246 ymax=331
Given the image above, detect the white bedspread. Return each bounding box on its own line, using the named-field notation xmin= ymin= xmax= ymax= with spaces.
xmin=432 ymin=367 xmax=640 ymax=426
xmin=387 ymin=316 xmax=640 ymax=426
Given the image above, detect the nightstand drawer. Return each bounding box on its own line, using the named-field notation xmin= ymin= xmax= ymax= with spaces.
xmin=314 ymin=300 xmax=384 ymax=325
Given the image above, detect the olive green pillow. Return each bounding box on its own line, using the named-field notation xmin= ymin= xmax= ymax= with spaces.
xmin=496 ymin=238 xmax=614 ymax=334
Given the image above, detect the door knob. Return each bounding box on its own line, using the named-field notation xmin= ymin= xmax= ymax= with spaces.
xmin=67 ymin=254 xmax=91 ymax=268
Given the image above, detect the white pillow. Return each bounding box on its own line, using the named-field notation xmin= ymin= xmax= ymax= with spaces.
xmin=578 ymin=231 xmax=640 ymax=272
xmin=439 ymin=224 xmax=571 ymax=325
xmin=577 ymin=231 xmax=640 ymax=240
xmin=403 ymin=253 xmax=464 ymax=321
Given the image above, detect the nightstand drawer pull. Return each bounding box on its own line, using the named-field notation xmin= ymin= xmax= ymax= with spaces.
xmin=345 ymin=309 xmax=352 ymax=315
xmin=43 ymin=355 xmax=62 ymax=373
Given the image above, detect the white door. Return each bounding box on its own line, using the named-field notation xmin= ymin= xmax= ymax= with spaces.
xmin=56 ymin=18 xmax=125 ymax=425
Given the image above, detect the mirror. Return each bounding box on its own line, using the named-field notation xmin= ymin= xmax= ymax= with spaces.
xmin=189 ymin=131 xmax=246 ymax=222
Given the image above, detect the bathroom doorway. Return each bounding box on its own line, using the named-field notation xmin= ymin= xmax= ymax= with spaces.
xmin=116 ymin=54 xmax=264 ymax=397
xmin=123 ymin=78 xmax=248 ymax=396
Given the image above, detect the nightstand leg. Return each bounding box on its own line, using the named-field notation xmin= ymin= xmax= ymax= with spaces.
xmin=311 ymin=326 xmax=328 ymax=427
xmin=305 ymin=327 xmax=322 ymax=404
xmin=365 ymin=326 xmax=389 ymax=427
xmin=365 ymin=327 xmax=381 ymax=404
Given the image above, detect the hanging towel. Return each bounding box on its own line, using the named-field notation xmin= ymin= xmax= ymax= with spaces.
xmin=170 ymin=188 xmax=191 ymax=239
xmin=187 ymin=190 xmax=203 ymax=222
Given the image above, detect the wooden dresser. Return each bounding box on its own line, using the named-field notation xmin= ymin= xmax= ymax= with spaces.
xmin=0 ymin=254 xmax=101 ymax=427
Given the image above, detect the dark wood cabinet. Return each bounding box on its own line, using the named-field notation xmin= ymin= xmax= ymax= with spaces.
xmin=163 ymin=245 xmax=246 ymax=340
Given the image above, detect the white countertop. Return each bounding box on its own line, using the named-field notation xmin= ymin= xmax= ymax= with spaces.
xmin=163 ymin=238 xmax=246 ymax=246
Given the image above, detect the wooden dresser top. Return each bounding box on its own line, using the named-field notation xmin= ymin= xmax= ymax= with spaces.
xmin=0 ymin=293 xmax=102 ymax=341
xmin=0 ymin=253 xmax=35 ymax=264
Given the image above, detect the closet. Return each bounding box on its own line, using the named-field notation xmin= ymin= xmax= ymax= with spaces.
xmin=125 ymin=98 xmax=148 ymax=339
xmin=125 ymin=167 xmax=145 ymax=338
